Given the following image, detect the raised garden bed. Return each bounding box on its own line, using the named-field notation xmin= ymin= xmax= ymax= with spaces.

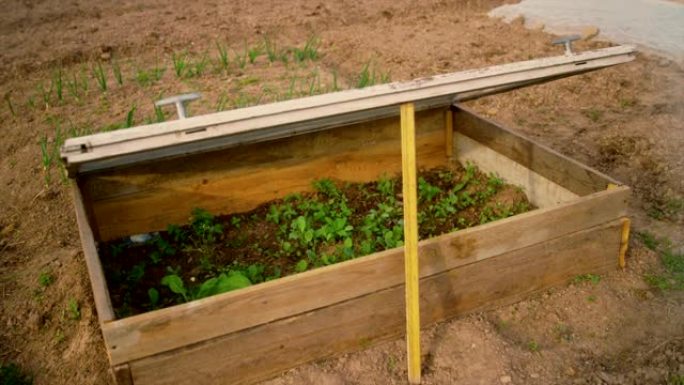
xmin=61 ymin=44 xmax=637 ymax=385
xmin=68 ymin=104 xmax=630 ymax=385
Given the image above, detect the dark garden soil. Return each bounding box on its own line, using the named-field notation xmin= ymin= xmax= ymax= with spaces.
xmin=100 ymin=164 xmax=532 ymax=317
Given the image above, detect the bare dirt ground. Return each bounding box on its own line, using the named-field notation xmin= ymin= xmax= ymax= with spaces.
xmin=1 ymin=0 xmax=682 ymax=384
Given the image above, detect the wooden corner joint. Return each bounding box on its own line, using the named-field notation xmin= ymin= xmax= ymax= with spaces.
xmin=618 ymin=217 xmax=631 ymax=269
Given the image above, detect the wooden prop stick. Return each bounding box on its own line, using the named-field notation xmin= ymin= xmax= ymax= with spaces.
xmin=445 ymin=109 xmax=453 ymax=159
xmin=400 ymin=102 xmax=421 ymax=384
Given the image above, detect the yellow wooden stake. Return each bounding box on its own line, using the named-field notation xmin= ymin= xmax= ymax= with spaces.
xmin=619 ymin=217 xmax=631 ymax=268
xmin=400 ymin=102 xmax=421 ymax=384
xmin=445 ymin=109 xmax=454 ymax=159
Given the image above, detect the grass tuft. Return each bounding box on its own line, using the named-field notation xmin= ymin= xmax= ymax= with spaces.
xmin=92 ymin=62 xmax=108 ymax=91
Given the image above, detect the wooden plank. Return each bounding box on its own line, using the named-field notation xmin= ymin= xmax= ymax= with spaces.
xmin=83 ymin=109 xmax=446 ymax=241
xmin=110 ymin=364 xmax=133 ymax=385
xmin=62 ymin=46 xmax=636 ymax=174
xmin=619 ymin=218 xmax=631 ymax=268
xmin=102 ymin=186 xmax=629 ymax=365
xmin=71 ymin=185 xmax=115 ymax=322
xmin=129 ymin=220 xmax=623 ymax=385
xmin=400 ymin=102 xmax=421 ymax=384
xmin=454 ymin=132 xmax=579 ymax=208
xmin=453 ymin=105 xmax=621 ymax=195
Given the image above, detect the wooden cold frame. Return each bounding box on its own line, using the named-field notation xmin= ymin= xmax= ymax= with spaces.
xmin=70 ymin=106 xmax=630 ymax=385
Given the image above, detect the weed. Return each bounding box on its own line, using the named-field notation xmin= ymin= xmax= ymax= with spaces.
xmin=668 ymin=375 xmax=684 ymax=385
xmin=263 ymin=36 xmax=279 ymax=62
xmin=53 ymin=330 xmax=65 ymax=344
xmin=247 ymin=44 xmax=262 ymax=64
xmin=356 ymin=62 xmax=375 ymax=88
xmin=573 ymin=274 xmax=601 ymax=285
xmin=586 ymin=294 xmax=597 ymax=302
xmin=583 ymin=108 xmax=603 ymax=123
xmin=234 ymin=48 xmax=247 ymax=69
xmin=38 ymin=271 xmax=54 ymax=287
xmin=0 ymin=362 xmax=33 ymax=385
xmin=92 ymin=62 xmax=108 ymax=91
xmin=67 ymin=298 xmax=81 ymax=320
xmin=645 ymin=248 xmax=684 ymax=290
xmin=527 ymin=340 xmax=540 ymax=353
xmin=112 ymin=60 xmax=123 ymax=85
xmin=215 ymin=92 xmax=229 ymax=112
xmin=638 ymin=231 xmax=659 ymax=250
xmin=186 ymin=54 xmax=209 ymax=77
xmin=172 ymin=52 xmax=188 ymax=78
xmin=154 ymin=105 xmax=166 ymax=122
xmin=4 ymin=93 xmax=16 ymax=117
xmin=124 ymin=105 xmax=136 ymax=128
xmin=53 ymin=68 xmax=64 ymax=102
xmin=215 ymin=42 xmax=230 ymax=72
xmin=135 ymin=66 xmax=165 ymax=87
xmin=293 ymin=35 xmax=320 ymax=62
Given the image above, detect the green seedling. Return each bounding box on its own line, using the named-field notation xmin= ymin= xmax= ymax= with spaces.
xmin=356 ymin=62 xmax=376 ymax=88
xmin=147 ymin=288 xmax=159 ymax=307
xmin=527 ymin=340 xmax=540 ymax=353
xmin=584 ymin=108 xmax=603 ymax=122
xmin=53 ymin=68 xmax=64 ymax=102
xmin=124 ymin=105 xmax=136 ymax=128
xmin=4 ymin=93 xmax=16 ymax=117
xmin=293 ymin=35 xmax=320 ymax=62
xmin=65 ymin=73 xmax=81 ymax=101
xmin=112 ymin=60 xmax=123 ymax=85
xmin=92 ymin=62 xmax=108 ymax=91
xmin=216 ymin=42 xmax=230 ymax=72
xmin=38 ymin=271 xmax=54 ymax=287
xmin=135 ymin=66 xmax=165 ymax=87
xmin=67 ymin=298 xmax=81 ymax=320
xmin=215 ymin=92 xmax=229 ymax=112
xmin=234 ymin=48 xmax=247 ymax=69
xmin=586 ymin=294 xmax=597 ymax=302
xmin=187 ymin=54 xmax=209 ymax=77
xmin=172 ymin=52 xmax=188 ymax=78
xmin=573 ymin=274 xmax=601 ymax=285
xmin=247 ymin=44 xmax=262 ymax=64
xmin=263 ymin=36 xmax=279 ymax=63
xmin=154 ymin=105 xmax=165 ymax=122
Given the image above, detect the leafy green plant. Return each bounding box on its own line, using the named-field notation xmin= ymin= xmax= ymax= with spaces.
xmin=161 ymin=274 xmax=189 ymax=302
xmin=38 ymin=271 xmax=54 ymax=287
xmin=67 ymin=298 xmax=80 ymax=320
xmin=147 ymin=288 xmax=159 ymax=308
xmin=92 ymin=62 xmax=108 ymax=91
xmin=247 ymin=44 xmax=262 ymax=64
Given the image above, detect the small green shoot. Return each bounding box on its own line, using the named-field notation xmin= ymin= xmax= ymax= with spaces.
xmin=356 ymin=62 xmax=376 ymax=88
xmin=216 ymin=42 xmax=230 ymax=72
xmin=67 ymin=298 xmax=81 ymax=320
xmin=53 ymin=68 xmax=64 ymax=102
xmin=92 ymin=62 xmax=108 ymax=91
xmin=124 ymin=105 xmax=136 ymax=128
xmin=293 ymin=35 xmax=320 ymax=62
xmin=527 ymin=340 xmax=540 ymax=353
xmin=172 ymin=52 xmax=188 ymax=78
xmin=112 ymin=60 xmax=123 ymax=85
xmin=573 ymin=274 xmax=601 ymax=285
xmin=4 ymin=93 xmax=16 ymax=117
xmin=154 ymin=105 xmax=165 ymax=123
xmin=215 ymin=92 xmax=229 ymax=112
xmin=263 ymin=36 xmax=279 ymax=62
xmin=247 ymin=44 xmax=262 ymax=64
xmin=583 ymin=108 xmax=603 ymax=123
xmin=38 ymin=271 xmax=54 ymax=287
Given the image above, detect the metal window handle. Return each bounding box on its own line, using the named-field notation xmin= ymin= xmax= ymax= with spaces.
xmin=552 ymin=35 xmax=581 ymax=56
xmin=155 ymin=93 xmax=201 ymax=119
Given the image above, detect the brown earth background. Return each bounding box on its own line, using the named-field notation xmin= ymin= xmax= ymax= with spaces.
xmin=1 ymin=0 xmax=683 ymax=384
